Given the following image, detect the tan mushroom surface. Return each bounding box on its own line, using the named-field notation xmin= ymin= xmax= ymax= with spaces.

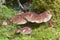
xmin=21 ymin=11 xmax=52 ymax=23
xmin=35 ymin=11 xmax=52 ymax=23
xmin=16 ymin=27 xmax=32 ymax=34
xmin=12 ymin=11 xmax=52 ymax=24
xmin=21 ymin=12 xmax=38 ymax=22
xmin=12 ymin=14 xmax=27 ymax=24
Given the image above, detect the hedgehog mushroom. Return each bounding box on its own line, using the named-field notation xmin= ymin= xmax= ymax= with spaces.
xmin=34 ymin=11 xmax=52 ymax=23
xmin=12 ymin=14 xmax=27 ymax=24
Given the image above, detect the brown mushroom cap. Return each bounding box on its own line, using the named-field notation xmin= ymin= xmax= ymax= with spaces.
xmin=21 ymin=11 xmax=52 ymax=23
xmin=33 ymin=11 xmax=52 ymax=23
xmin=12 ymin=14 xmax=27 ymax=24
xmin=12 ymin=11 xmax=52 ymax=24
xmin=21 ymin=12 xmax=38 ymax=22
xmin=16 ymin=27 xmax=32 ymax=34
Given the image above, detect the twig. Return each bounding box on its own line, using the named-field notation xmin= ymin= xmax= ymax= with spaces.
xmin=17 ymin=0 xmax=24 ymax=10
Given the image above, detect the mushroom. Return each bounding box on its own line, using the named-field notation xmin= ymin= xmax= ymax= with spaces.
xmin=2 ymin=20 xmax=8 ymax=26
xmin=47 ymin=20 xmax=55 ymax=27
xmin=16 ymin=27 xmax=32 ymax=34
xmin=2 ymin=20 xmax=11 ymax=26
xmin=33 ymin=11 xmax=52 ymax=23
xmin=12 ymin=11 xmax=52 ymax=24
xmin=21 ymin=12 xmax=38 ymax=23
xmin=12 ymin=14 xmax=27 ymax=24
xmin=21 ymin=11 xmax=52 ymax=23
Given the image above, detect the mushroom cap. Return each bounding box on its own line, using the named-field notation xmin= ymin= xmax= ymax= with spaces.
xmin=12 ymin=14 xmax=27 ymax=24
xmin=16 ymin=27 xmax=32 ymax=34
xmin=21 ymin=12 xmax=38 ymax=23
xmin=2 ymin=20 xmax=11 ymax=26
xmin=2 ymin=21 xmax=8 ymax=26
xmin=35 ymin=11 xmax=52 ymax=23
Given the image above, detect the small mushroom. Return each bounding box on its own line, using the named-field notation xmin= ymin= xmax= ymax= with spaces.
xmin=48 ymin=20 xmax=55 ymax=27
xmin=2 ymin=21 xmax=8 ymax=26
xmin=16 ymin=27 xmax=32 ymax=34
xmin=2 ymin=20 xmax=11 ymax=26
xmin=12 ymin=14 xmax=27 ymax=24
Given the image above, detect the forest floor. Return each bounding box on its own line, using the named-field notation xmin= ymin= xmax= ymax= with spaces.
xmin=0 ymin=6 xmax=60 ymax=40
xmin=0 ymin=0 xmax=60 ymax=40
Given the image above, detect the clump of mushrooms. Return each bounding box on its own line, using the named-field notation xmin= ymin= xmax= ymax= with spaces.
xmin=12 ymin=11 xmax=52 ymax=34
xmin=12 ymin=11 xmax=52 ymax=24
